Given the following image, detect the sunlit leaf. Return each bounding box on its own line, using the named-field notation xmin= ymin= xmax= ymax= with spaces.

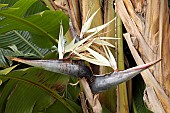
xmin=8 ymin=45 xmax=23 ymax=55
xmin=0 ymin=0 xmax=49 ymax=57
xmin=0 ymin=0 xmax=69 ymax=48
xmin=0 ymin=4 xmax=8 ymax=8
xmin=0 ymin=67 xmax=79 ymax=113
xmin=0 ymin=65 xmax=18 ymax=75
xmin=0 ymin=47 xmax=31 ymax=68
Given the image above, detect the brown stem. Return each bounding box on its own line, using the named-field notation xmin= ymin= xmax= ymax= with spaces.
xmin=79 ymin=92 xmax=89 ymax=113
xmin=49 ymin=0 xmax=59 ymax=10
xmin=65 ymin=0 xmax=81 ymax=36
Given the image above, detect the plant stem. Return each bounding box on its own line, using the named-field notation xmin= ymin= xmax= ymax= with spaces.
xmin=117 ymin=15 xmax=129 ymax=113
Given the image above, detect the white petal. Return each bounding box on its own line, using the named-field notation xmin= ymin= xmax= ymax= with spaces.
xmin=58 ymin=23 xmax=65 ymax=59
xmin=106 ymin=46 xmax=117 ymax=70
xmin=80 ymin=8 xmax=100 ymax=38
xmin=93 ymin=39 xmax=115 ymax=48
xmin=86 ymin=18 xmax=116 ymax=33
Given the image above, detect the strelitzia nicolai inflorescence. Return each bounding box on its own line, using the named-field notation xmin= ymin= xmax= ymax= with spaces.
xmin=11 ymin=9 xmax=162 ymax=93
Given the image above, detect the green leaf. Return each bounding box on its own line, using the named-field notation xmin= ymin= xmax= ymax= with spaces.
xmin=0 ymin=80 xmax=18 ymax=112
xmin=0 ymin=0 xmax=37 ymax=16
xmin=5 ymin=83 xmax=52 ymax=113
xmin=66 ymin=78 xmax=80 ymax=101
xmin=0 ymin=0 xmax=18 ymax=7
xmin=0 ymin=68 xmax=79 ymax=113
xmin=43 ymin=51 xmax=58 ymax=60
xmin=0 ymin=45 xmax=40 ymax=68
xmin=0 ymin=0 xmax=50 ymax=56
xmin=0 ymin=4 xmax=8 ymax=8
xmin=0 ymin=0 xmax=69 ymax=48
xmin=132 ymin=76 xmax=153 ymax=113
xmin=102 ymin=106 xmax=111 ymax=113
xmin=46 ymin=99 xmax=82 ymax=113
xmin=25 ymin=0 xmax=49 ymax=16
xmin=66 ymin=99 xmax=83 ymax=113
xmin=0 ymin=48 xmax=20 ymax=68
xmin=46 ymin=100 xmax=73 ymax=113
xmin=0 ymin=65 xmax=17 ymax=75
xmin=32 ymin=93 xmax=55 ymax=113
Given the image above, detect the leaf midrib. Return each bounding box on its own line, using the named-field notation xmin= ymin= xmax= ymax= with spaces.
xmin=0 ymin=12 xmax=58 ymax=45
xmin=13 ymin=30 xmax=44 ymax=57
xmin=0 ymin=74 xmax=77 ymax=113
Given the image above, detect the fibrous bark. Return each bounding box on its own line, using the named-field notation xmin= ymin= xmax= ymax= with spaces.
xmin=116 ymin=0 xmax=170 ymax=112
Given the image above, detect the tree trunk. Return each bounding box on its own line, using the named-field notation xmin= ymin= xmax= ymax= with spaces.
xmin=116 ymin=0 xmax=170 ymax=112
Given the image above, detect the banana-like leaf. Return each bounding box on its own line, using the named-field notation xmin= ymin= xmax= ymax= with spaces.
xmin=0 ymin=0 xmax=69 ymax=48
xmin=0 ymin=67 xmax=81 ymax=113
xmin=0 ymin=4 xmax=8 ymax=8
xmin=0 ymin=0 xmax=48 ymax=51
xmin=0 ymin=65 xmax=17 ymax=75
xmin=0 ymin=31 xmax=48 ymax=56
xmin=0 ymin=48 xmax=25 ymax=68
xmin=46 ymin=98 xmax=82 ymax=113
xmin=0 ymin=44 xmax=43 ymax=68
xmin=132 ymin=76 xmax=153 ymax=113
xmin=0 ymin=0 xmax=66 ymax=67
